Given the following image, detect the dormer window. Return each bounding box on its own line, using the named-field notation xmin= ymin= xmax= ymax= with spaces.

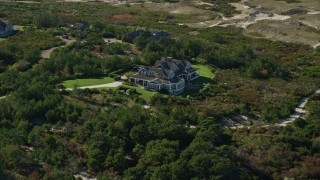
xmin=139 ymin=69 xmax=147 ymax=76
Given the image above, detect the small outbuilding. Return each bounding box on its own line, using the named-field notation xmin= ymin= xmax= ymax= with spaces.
xmin=124 ymin=29 xmax=171 ymax=42
xmin=149 ymin=30 xmax=171 ymax=41
xmin=124 ymin=29 xmax=146 ymax=42
xmin=0 ymin=20 xmax=14 ymax=38
xmin=65 ymin=21 xmax=89 ymax=30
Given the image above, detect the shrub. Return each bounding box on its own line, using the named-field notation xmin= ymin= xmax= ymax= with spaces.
xmin=109 ymin=73 xmax=121 ymax=80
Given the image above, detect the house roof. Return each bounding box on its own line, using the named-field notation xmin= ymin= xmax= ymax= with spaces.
xmin=126 ymin=30 xmax=146 ymax=41
xmin=138 ymin=66 xmax=149 ymax=71
xmin=154 ymin=68 xmax=167 ymax=78
xmin=131 ymin=74 xmax=157 ymax=81
xmin=66 ymin=21 xmax=89 ymax=30
xmin=0 ymin=20 xmax=12 ymax=32
xmin=153 ymin=57 xmax=194 ymax=75
xmin=136 ymin=76 xmax=183 ymax=85
xmin=154 ymin=77 xmax=183 ymax=84
xmin=132 ymin=57 xmax=197 ymax=85
xmin=126 ymin=29 xmax=171 ymax=42
xmin=0 ymin=21 xmax=6 ymax=32
xmin=150 ymin=31 xmax=171 ymax=41
xmin=0 ymin=20 xmax=14 ymax=37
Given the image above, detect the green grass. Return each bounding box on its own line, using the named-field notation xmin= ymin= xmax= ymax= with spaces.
xmin=62 ymin=77 xmax=115 ymax=88
xmin=191 ymin=64 xmax=215 ymax=84
xmin=192 ymin=64 xmax=214 ymax=78
xmin=0 ymin=38 xmax=5 ymax=42
xmin=14 ymin=25 xmax=25 ymax=31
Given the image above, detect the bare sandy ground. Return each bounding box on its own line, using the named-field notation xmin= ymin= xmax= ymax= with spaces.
xmin=314 ymin=43 xmax=320 ymax=49
xmin=41 ymin=47 xmax=58 ymax=59
xmin=192 ymin=0 xmax=320 ymax=48
xmin=307 ymin=10 xmax=320 ymax=15
xmin=248 ymin=0 xmax=320 ymax=13
xmin=185 ymin=0 xmax=293 ymax=29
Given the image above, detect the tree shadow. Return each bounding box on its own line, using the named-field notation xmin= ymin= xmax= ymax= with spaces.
xmin=191 ymin=76 xmax=212 ymax=85
xmin=180 ymin=76 xmax=213 ymax=97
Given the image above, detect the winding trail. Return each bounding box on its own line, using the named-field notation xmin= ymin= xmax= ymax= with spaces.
xmin=313 ymin=43 xmax=320 ymax=49
xmin=275 ymin=88 xmax=320 ymax=126
xmin=41 ymin=36 xmax=76 ymax=59
xmin=230 ymin=88 xmax=320 ymax=129
xmin=187 ymin=0 xmax=291 ymax=29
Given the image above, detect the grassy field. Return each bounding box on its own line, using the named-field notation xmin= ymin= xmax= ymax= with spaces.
xmin=0 ymin=38 xmax=5 ymax=42
xmin=191 ymin=64 xmax=215 ymax=84
xmin=62 ymin=77 xmax=115 ymax=88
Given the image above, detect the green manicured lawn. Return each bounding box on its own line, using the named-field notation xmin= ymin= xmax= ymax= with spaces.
xmin=191 ymin=64 xmax=215 ymax=84
xmin=62 ymin=77 xmax=115 ymax=88
xmin=192 ymin=64 xmax=214 ymax=78
xmin=0 ymin=38 xmax=5 ymax=42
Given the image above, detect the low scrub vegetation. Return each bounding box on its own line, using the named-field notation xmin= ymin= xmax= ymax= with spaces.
xmin=0 ymin=1 xmax=319 ymax=179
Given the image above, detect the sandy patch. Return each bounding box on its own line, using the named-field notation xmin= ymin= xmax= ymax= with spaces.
xmin=255 ymin=13 xmax=290 ymax=21
xmin=109 ymin=14 xmax=136 ymax=22
xmin=307 ymin=10 xmax=320 ymax=15
xmin=245 ymin=20 xmax=320 ymax=47
xmin=314 ymin=43 xmax=320 ymax=49
xmin=41 ymin=47 xmax=58 ymax=59
xmin=103 ymin=38 xmax=123 ymax=44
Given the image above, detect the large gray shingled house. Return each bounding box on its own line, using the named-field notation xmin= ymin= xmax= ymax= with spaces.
xmin=129 ymin=57 xmax=199 ymax=94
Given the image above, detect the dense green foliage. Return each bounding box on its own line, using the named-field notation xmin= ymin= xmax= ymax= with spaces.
xmin=0 ymin=1 xmax=319 ymax=179
xmin=201 ymin=0 xmax=241 ymax=16
xmin=34 ymin=13 xmax=61 ymax=28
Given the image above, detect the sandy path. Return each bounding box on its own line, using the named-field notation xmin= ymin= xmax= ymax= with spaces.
xmin=41 ymin=36 xmax=75 ymax=59
xmin=307 ymin=11 xmax=320 ymax=15
xmin=275 ymin=88 xmax=320 ymax=126
xmin=41 ymin=47 xmax=58 ymax=59
xmin=313 ymin=43 xmax=320 ymax=49
xmin=187 ymin=0 xmax=291 ymax=29
xmin=229 ymin=88 xmax=320 ymax=129
xmin=66 ymin=81 xmax=123 ymax=90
